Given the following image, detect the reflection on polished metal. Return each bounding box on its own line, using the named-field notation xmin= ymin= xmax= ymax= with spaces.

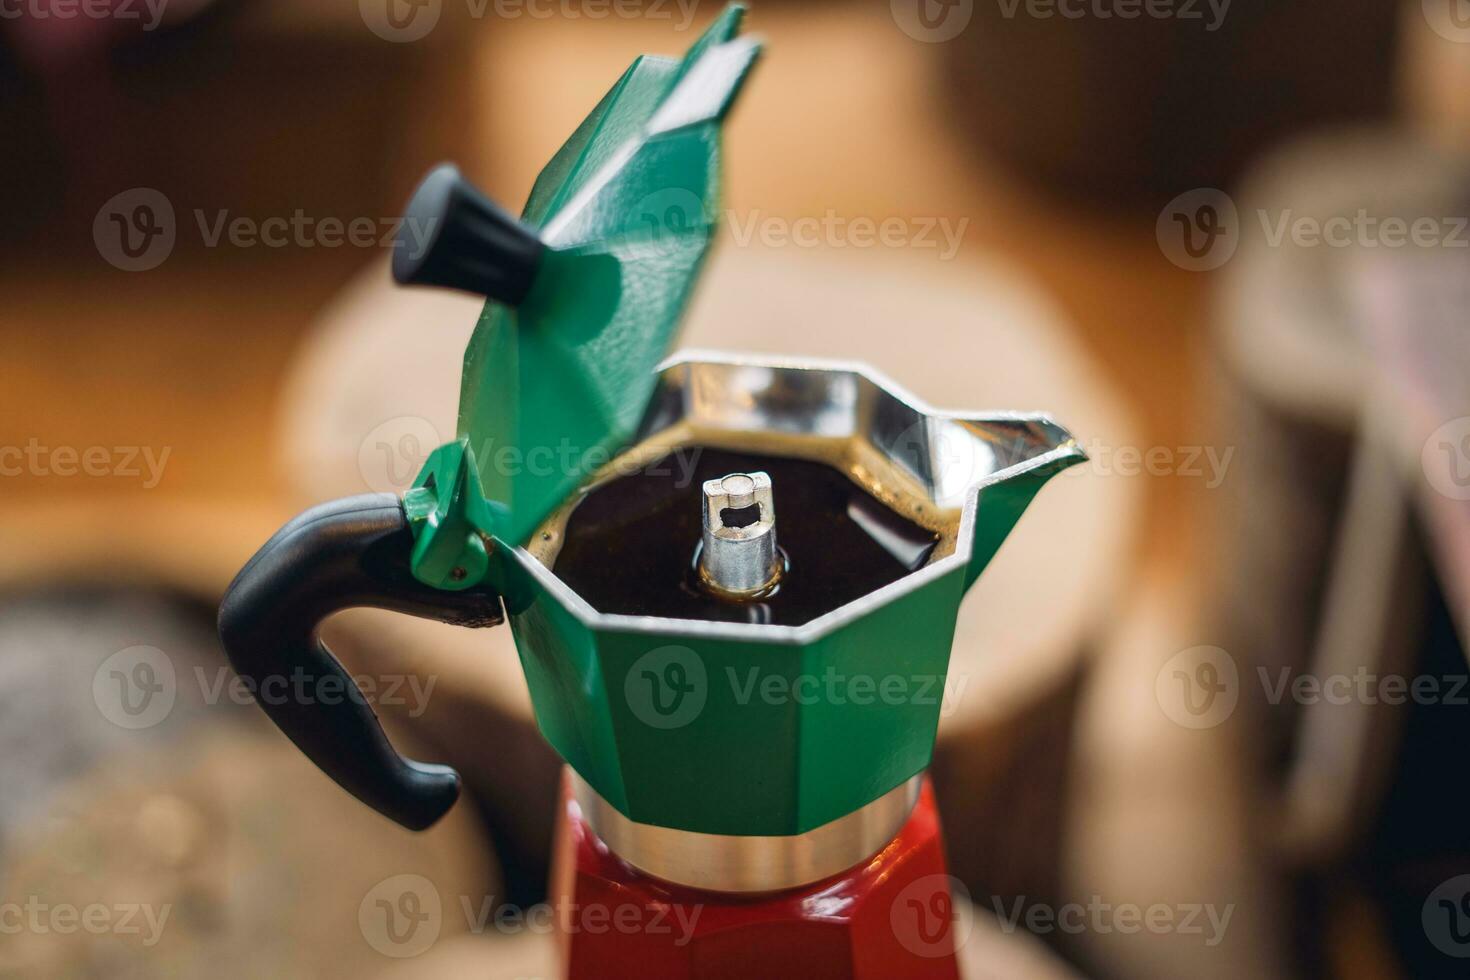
xmin=526 ymin=354 xmax=1083 ymax=642
xmin=571 ymin=771 xmax=923 ymax=893
xmin=698 ymin=471 xmax=781 ymax=597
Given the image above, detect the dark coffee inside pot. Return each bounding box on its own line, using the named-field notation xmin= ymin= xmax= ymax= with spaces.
xmin=552 ymin=448 xmax=938 ymax=626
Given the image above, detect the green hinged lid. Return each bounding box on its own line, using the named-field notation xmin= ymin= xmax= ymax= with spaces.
xmin=406 ymin=7 xmax=761 ymax=589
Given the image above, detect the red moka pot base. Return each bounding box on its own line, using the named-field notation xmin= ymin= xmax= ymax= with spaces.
xmin=551 ymin=775 xmax=961 ymax=980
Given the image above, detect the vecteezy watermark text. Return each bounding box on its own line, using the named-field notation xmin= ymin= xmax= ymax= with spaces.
xmin=94 ymin=188 xmax=438 ymax=272
xmin=193 ymin=210 xmax=434 ymax=252
xmin=725 ymin=209 xmax=969 ymax=261
xmin=990 ymin=895 xmax=1234 ymax=946
xmin=358 ymin=875 xmax=703 ymax=958
xmin=92 ymin=646 xmax=438 ymax=730
xmin=995 ymin=0 xmax=1230 ymax=30
xmin=1157 ymin=645 xmax=1470 ymax=729
xmin=1157 ymin=187 xmax=1470 ymax=271
xmin=360 ymin=0 xmax=702 ymax=43
xmin=635 ymin=189 xmax=971 ymax=260
xmin=624 ymin=646 xmax=970 ymax=730
xmin=0 ymin=440 xmax=170 ymax=488
xmin=1258 ymin=667 xmax=1470 ymax=708
xmin=459 ymin=894 xmax=702 ymax=944
xmin=1074 ymin=439 xmax=1234 ymax=488
xmin=358 ymin=417 xmax=708 ymax=496
xmin=726 ymin=666 xmax=970 ymax=715
xmin=0 ymin=0 xmax=169 ymax=30
xmin=0 ymin=898 xmax=171 ymax=947
xmin=193 ymin=666 xmax=438 ymax=718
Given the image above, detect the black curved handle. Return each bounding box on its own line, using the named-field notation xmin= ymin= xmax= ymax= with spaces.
xmin=218 ymin=493 xmax=503 ymax=830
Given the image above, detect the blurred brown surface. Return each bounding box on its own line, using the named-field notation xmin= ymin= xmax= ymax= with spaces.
xmin=0 ymin=589 xmax=499 ymax=980
xmin=939 ymin=0 xmax=1398 ymax=205
xmin=1064 ymin=572 xmax=1290 ymax=980
xmin=1 ymin=732 xmax=499 ymax=979
xmin=0 ymin=268 xmax=339 ymax=598
xmin=0 ymin=0 xmax=485 ymax=264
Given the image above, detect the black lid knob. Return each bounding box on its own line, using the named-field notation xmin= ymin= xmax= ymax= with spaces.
xmin=392 ymin=163 xmax=545 ymax=306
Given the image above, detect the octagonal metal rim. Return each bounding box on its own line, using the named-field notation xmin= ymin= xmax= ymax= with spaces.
xmin=503 ymin=350 xmax=1084 ymax=645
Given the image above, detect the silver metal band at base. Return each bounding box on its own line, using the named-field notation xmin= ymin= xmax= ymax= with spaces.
xmin=569 ymin=771 xmax=924 ymax=894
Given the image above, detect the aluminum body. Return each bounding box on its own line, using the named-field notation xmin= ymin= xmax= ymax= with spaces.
xmin=572 ymin=770 xmax=921 ymax=892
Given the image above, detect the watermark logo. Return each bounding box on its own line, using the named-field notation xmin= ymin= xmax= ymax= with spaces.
xmin=995 ymin=0 xmax=1230 ymax=30
xmin=358 ymin=888 xmax=704 ymax=953
xmin=1423 ymin=417 xmax=1470 ymax=501
xmin=1423 ymin=0 xmax=1470 ymax=43
xmin=360 ymin=0 xmax=442 ymax=41
xmin=726 ymin=666 xmax=969 ymax=716
xmin=401 ymin=436 xmax=704 ymax=491
xmin=93 ymin=188 xmax=440 ymax=269
xmin=1424 ymin=875 xmax=1470 ymax=957
xmin=1258 ymin=666 xmax=1469 ymax=708
xmin=359 ymin=416 xmax=442 ymax=494
xmin=929 ymin=421 xmax=991 ymax=493
xmin=93 ymin=646 xmax=176 ymax=730
xmin=360 ymin=874 xmax=442 ymax=958
xmin=625 ymin=645 xmax=707 ymax=729
xmin=0 ymin=898 xmax=171 ymax=945
xmin=94 ymin=188 xmax=176 ymax=272
xmin=1156 ymin=188 xmax=1238 ymax=272
xmin=1155 ymin=645 xmax=1238 ymax=729
xmin=1157 ymin=648 xmax=1470 ymax=725
xmin=460 ymin=894 xmax=702 ymax=943
xmin=362 ymin=0 xmax=700 ymax=42
xmin=891 ymin=0 xmax=974 ymax=41
xmin=0 ymin=0 xmax=171 ymax=30
xmin=195 ymin=666 xmax=439 ymax=718
xmin=635 ymin=188 xmax=711 ymax=246
xmin=992 ymin=895 xmax=1233 ymax=946
xmin=0 ymin=440 xmax=171 ymax=487
xmin=625 ymin=649 xmax=965 ymax=728
xmin=1159 ymin=189 xmax=1470 ymax=270
xmin=1255 ymin=210 xmax=1470 ymax=251
xmin=632 ymin=189 xmax=970 ymax=259
xmin=726 ymin=209 xmax=969 ymax=260
xmin=891 ymin=874 xmax=973 ymax=958
xmin=1074 ymin=439 xmax=1235 ymax=488
xmin=94 ymin=655 xmax=438 ymax=730
xmin=879 ymin=417 xmax=995 ymax=506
